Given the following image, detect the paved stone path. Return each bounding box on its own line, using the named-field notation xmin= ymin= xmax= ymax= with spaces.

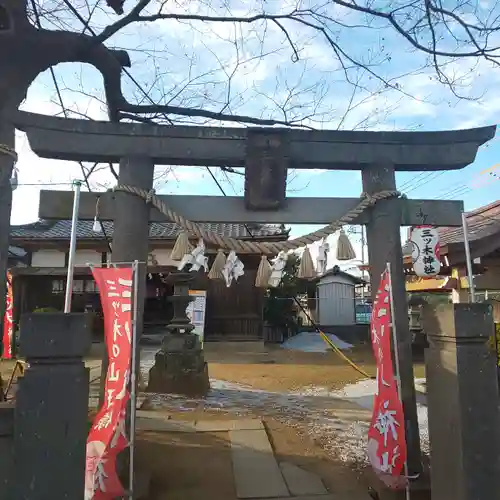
xmin=134 ymin=412 xmax=341 ymax=499
xmin=138 ymin=348 xmax=372 ymax=466
xmin=88 ymin=353 xmax=372 ymax=499
xmin=89 ymin=351 xmax=374 ymax=466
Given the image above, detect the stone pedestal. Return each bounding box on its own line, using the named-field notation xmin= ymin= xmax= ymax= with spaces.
xmin=0 ymin=402 xmax=14 ymax=495
xmin=147 ymin=272 xmax=210 ymax=397
xmin=368 ymin=470 xmax=431 ymax=500
xmin=422 ymin=303 xmax=500 ymax=500
xmin=13 ymin=313 xmax=91 ymax=500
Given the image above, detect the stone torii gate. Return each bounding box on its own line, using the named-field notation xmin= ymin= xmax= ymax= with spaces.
xmin=13 ymin=109 xmax=495 ymax=478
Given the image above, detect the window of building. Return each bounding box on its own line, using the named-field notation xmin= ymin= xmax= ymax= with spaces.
xmin=52 ymin=280 xmax=65 ymax=294
xmin=86 ymin=280 xmax=99 ymax=293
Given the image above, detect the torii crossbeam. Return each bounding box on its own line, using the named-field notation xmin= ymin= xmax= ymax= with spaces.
xmin=14 ymin=109 xmax=496 ymax=477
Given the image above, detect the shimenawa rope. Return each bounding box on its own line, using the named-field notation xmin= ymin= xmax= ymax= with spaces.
xmin=109 ymin=183 xmax=386 ymax=378
xmin=0 ymin=144 xmax=18 ymax=162
xmin=111 ymin=185 xmax=401 ymax=254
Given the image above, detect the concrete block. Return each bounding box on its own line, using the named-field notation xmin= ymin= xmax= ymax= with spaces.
xmin=195 ymin=419 xmax=263 ymax=432
xmin=136 ymin=417 xmax=196 ymax=433
xmin=19 ymin=313 xmax=91 ymax=359
xmin=279 ymin=461 xmax=328 ymax=496
xmin=230 ymin=429 xmax=289 ymax=498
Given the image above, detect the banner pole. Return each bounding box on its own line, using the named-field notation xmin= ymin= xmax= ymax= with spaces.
xmin=386 ymin=262 xmax=411 ymax=500
xmin=129 ymin=260 xmax=139 ymax=499
xmin=64 ymin=179 xmax=82 ymax=313
xmin=461 ymin=211 xmax=476 ymax=303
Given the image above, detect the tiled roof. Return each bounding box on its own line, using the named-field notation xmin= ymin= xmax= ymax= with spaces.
xmin=438 ymin=200 xmax=500 ymax=245
xmin=316 ymin=266 xmax=365 ymax=285
xmin=10 ymin=219 xmax=289 ymax=241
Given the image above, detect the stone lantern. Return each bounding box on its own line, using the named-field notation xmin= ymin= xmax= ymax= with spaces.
xmin=146 ymin=272 xmax=210 ymax=397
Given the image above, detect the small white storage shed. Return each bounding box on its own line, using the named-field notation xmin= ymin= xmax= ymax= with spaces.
xmin=316 ymin=267 xmax=364 ymax=326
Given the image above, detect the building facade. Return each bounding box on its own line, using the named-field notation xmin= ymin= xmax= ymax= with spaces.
xmin=9 ymin=219 xmax=290 ymax=341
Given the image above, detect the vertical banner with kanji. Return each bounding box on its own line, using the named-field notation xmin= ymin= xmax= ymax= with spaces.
xmin=2 ymin=271 xmax=13 ymax=359
xmin=367 ymin=269 xmax=408 ymax=490
xmin=85 ymin=267 xmax=133 ymax=500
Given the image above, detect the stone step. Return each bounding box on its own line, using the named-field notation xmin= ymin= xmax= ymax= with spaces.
xmin=279 ymin=462 xmax=328 ymax=496
xmin=195 ymin=419 xmax=263 ymax=432
xmin=288 ymin=495 xmax=370 ymax=500
xmin=286 ymin=496 xmax=345 ymax=500
xmin=135 ymin=412 xmax=264 ymax=433
xmin=230 ymin=429 xmax=290 ymax=499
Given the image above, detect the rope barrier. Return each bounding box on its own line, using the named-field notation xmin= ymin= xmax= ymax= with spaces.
xmin=289 ymin=294 xmax=374 ymax=379
xmin=3 ymin=360 xmax=26 ymax=400
xmin=0 ymin=144 xmax=18 ymax=162
xmin=112 ymin=185 xmax=401 ymax=254
xmin=319 ymin=330 xmax=373 ymax=379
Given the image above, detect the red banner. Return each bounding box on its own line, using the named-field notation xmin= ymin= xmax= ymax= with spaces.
xmin=2 ymin=271 xmax=13 ymax=359
xmin=367 ymin=269 xmax=408 ymax=490
xmin=85 ymin=267 xmax=133 ymax=500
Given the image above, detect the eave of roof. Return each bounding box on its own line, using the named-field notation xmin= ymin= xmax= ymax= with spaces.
xmin=10 ymin=219 xmax=290 ymax=244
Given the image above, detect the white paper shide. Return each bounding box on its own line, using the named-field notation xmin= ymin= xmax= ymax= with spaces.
xmin=268 ymin=251 xmax=288 ymax=288
xmin=316 ymin=239 xmax=329 ymax=275
xmin=222 ymin=250 xmax=245 ymax=287
xmin=178 ymin=239 xmax=209 ymax=273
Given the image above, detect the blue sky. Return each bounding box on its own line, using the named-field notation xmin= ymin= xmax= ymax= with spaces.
xmin=10 ymin=0 xmax=500 ymax=267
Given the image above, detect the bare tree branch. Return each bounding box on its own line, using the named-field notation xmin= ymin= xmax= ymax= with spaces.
xmin=13 ymin=0 xmax=500 ymax=133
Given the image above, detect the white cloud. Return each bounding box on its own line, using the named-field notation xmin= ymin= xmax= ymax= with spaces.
xmin=11 ymin=78 xmax=205 ymax=225
xmin=9 ymin=0 xmax=500 ymax=227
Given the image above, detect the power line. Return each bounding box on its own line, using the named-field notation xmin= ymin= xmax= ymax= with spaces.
xmin=441 ymin=186 xmax=471 ymax=200
xmin=398 ymin=172 xmax=428 ymax=191
xmin=404 ymin=171 xmax=446 ymax=195
xmin=14 ymin=182 xmax=74 ymax=187
xmin=435 ymin=181 xmax=468 ymax=198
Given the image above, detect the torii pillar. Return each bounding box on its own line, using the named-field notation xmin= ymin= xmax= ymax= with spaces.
xmin=13 ymin=111 xmax=496 ymax=479
xmin=0 ymin=114 xmax=14 ymax=340
xmin=362 ymin=165 xmax=421 ymax=476
xmin=102 ymin=155 xmax=154 ymax=402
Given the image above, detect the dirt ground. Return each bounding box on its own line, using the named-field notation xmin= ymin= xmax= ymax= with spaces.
xmin=134 ymin=344 xmax=425 ymax=499
xmin=206 ymin=344 xmax=425 ymax=392
xmin=264 ymin=417 xmax=372 ymax=498
xmin=136 ymin=411 xmax=372 ymax=500
xmin=6 ymin=341 xmax=423 ymax=498
xmin=1 ymin=341 xmax=424 ymax=394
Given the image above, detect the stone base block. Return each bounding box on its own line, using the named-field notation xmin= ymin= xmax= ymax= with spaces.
xmin=146 ymin=333 xmax=210 ymax=397
xmin=147 ymin=361 xmax=210 ymax=397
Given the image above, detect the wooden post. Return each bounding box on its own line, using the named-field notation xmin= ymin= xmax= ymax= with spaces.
xmin=362 ymin=164 xmax=422 ymax=476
